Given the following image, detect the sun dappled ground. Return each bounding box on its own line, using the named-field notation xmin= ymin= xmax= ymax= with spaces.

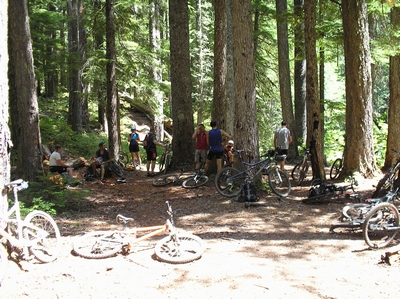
xmin=2 ymin=165 xmax=400 ymax=299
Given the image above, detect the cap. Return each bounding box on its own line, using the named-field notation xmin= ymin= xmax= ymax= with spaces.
xmin=228 ymin=140 xmax=234 ymax=145
xmin=98 ymin=141 xmax=105 ymax=147
xmin=131 ymin=126 xmax=136 ymax=130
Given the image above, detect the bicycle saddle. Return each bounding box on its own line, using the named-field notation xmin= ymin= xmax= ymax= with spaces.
xmin=116 ymin=214 xmax=134 ymax=224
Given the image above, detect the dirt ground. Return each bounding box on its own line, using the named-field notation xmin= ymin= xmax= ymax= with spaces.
xmin=2 ymin=164 xmax=400 ymax=299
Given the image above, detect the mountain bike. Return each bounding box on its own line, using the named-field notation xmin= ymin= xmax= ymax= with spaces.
xmin=329 ymin=188 xmax=399 ymax=233
xmin=291 ymin=148 xmax=311 ymax=186
xmin=158 ymin=141 xmax=172 ymax=174
xmin=371 ymin=149 xmax=400 ymax=198
xmin=109 ymin=159 xmax=125 ymax=177
xmin=215 ymin=149 xmax=291 ymax=198
xmin=330 ymin=153 xmax=344 ymax=180
xmin=117 ymin=150 xmax=130 ymax=168
xmin=73 ymin=201 xmax=204 ymax=264
xmin=152 ymin=168 xmax=195 ymax=187
xmin=0 ymin=179 xmax=61 ymax=265
xmin=362 ymin=196 xmax=400 ymax=249
xmin=181 ymin=162 xmax=209 ymax=189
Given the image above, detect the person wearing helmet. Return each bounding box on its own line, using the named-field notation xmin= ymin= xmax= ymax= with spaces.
xmin=128 ymin=126 xmax=141 ymax=169
xmin=224 ymin=140 xmax=235 ymax=166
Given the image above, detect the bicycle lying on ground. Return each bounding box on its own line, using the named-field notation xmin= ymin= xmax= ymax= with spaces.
xmin=152 ymin=165 xmax=209 ymax=189
xmin=215 ymin=149 xmax=291 ymax=198
xmin=73 ymin=201 xmax=204 ymax=263
xmin=0 ymin=179 xmax=61 ymax=267
xmin=359 ymin=188 xmax=400 ymax=249
xmin=291 ymin=148 xmax=311 ymax=186
xmin=371 ymin=149 xmax=400 ymax=198
xmin=329 ymin=188 xmax=399 ymax=233
xmin=302 ymin=177 xmax=358 ymax=204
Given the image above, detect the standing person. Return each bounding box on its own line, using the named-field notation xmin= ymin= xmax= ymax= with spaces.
xmin=90 ymin=141 xmax=112 ymax=182
xmin=128 ymin=126 xmax=142 ymax=169
xmin=49 ymin=145 xmax=73 ymax=177
xmin=144 ymin=126 xmax=165 ymax=177
xmin=192 ymin=124 xmax=208 ymax=170
xmin=205 ymin=120 xmax=231 ymax=174
xmin=273 ymin=121 xmax=292 ymax=170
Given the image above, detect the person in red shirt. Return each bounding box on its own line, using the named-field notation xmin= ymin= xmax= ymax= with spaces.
xmin=192 ymin=124 xmax=209 ymax=170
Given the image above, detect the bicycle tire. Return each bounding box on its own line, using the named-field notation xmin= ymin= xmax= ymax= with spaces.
xmin=215 ymin=167 xmax=246 ymax=197
xmin=118 ymin=151 xmax=129 ymax=167
xmin=152 ymin=174 xmax=180 ymax=186
xmin=182 ymin=175 xmax=209 ymax=189
xmin=372 ymin=171 xmax=397 ymax=198
xmin=23 ymin=210 xmax=61 ymax=263
xmin=286 ymin=148 xmax=296 ymax=164
xmin=268 ymin=168 xmax=291 ymax=197
xmin=164 ymin=154 xmax=171 ymax=174
xmin=158 ymin=153 xmax=166 ymax=173
xmin=73 ymin=231 xmax=123 ymax=259
xmin=110 ymin=160 xmax=124 ymax=177
xmin=292 ymin=163 xmax=308 ymax=185
xmin=362 ymin=202 xmax=400 ymax=249
xmin=154 ymin=233 xmax=204 ymax=264
xmin=330 ymin=158 xmax=343 ymax=180
xmin=0 ymin=244 xmax=7 ymax=284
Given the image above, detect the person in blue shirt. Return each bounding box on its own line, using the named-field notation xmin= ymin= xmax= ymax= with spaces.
xmin=128 ymin=126 xmax=142 ymax=169
xmin=205 ymin=120 xmax=231 ymax=173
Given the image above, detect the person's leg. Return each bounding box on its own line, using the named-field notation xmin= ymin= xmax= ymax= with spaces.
xmin=216 ymin=158 xmax=222 ymax=173
xmin=135 ymin=151 xmax=141 ymax=168
xmin=151 ymin=160 xmax=156 ymax=174
xmin=67 ymin=167 xmax=73 ymax=177
xmin=146 ymin=150 xmax=151 ymax=175
xmin=130 ymin=151 xmax=135 ymax=165
xmin=100 ymin=165 xmax=105 ymax=180
xmin=195 ymin=150 xmax=200 ymax=170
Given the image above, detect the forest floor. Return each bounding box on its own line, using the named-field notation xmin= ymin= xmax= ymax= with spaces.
xmin=2 ymin=163 xmax=400 ymax=299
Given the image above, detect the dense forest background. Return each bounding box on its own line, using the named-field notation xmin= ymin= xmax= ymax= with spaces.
xmin=2 ymin=0 xmax=400 ymax=186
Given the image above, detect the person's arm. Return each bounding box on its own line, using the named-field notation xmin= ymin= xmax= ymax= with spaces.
xmin=56 ymin=158 xmax=69 ymax=168
xmin=221 ymin=130 xmax=231 ymax=141
xmin=192 ymin=130 xmax=198 ymax=139
xmin=274 ymin=133 xmax=277 ymax=148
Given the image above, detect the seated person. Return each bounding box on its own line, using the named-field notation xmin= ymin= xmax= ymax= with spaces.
xmin=49 ymin=145 xmax=73 ymax=177
xmin=90 ymin=141 xmax=112 ymax=182
xmin=224 ymin=140 xmax=234 ymax=165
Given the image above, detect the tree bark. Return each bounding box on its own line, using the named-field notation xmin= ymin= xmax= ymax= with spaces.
xmin=341 ymin=0 xmax=378 ymax=178
xmin=304 ymin=0 xmax=325 ymax=179
xmin=385 ymin=7 xmax=400 ymax=168
xmin=231 ymin=0 xmax=258 ymax=163
xmin=169 ymin=0 xmax=194 ymax=166
xmin=0 ymin=0 xmax=11 ymax=218
xmin=8 ymin=0 xmax=43 ymax=181
xmin=106 ymin=0 xmax=120 ymax=158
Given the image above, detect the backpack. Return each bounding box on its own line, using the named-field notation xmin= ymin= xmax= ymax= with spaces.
xmin=142 ymin=133 xmax=152 ymax=150
xmin=238 ymin=182 xmax=259 ymax=202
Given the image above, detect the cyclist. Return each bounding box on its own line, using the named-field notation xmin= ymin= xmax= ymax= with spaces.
xmin=223 ymin=140 xmax=235 ymax=166
xmin=205 ymin=120 xmax=231 ymax=174
xmin=192 ymin=124 xmax=208 ymax=170
xmin=273 ymin=121 xmax=292 ymax=170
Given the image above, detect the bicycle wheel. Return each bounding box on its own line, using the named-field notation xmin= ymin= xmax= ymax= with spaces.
xmin=158 ymin=153 xmax=166 ymax=173
xmin=154 ymin=233 xmax=204 ymax=264
xmin=110 ymin=160 xmax=124 ymax=177
xmin=362 ymin=202 xmax=400 ymax=249
xmin=164 ymin=154 xmax=171 ymax=174
xmin=182 ymin=175 xmax=209 ymax=189
xmin=291 ymin=163 xmax=305 ymax=185
xmin=118 ymin=151 xmax=129 ymax=167
xmin=23 ymin=210 xmax=61 ymax=263
xmin=73 ymin=231 xmax=123 ymax=259
xmin=152 ymin=174 xmax=179 ymax=186
xmin=268 ymin=168 xmax=291 ymax=197
xmin=215 ymin=167 xmax=246 ymax=197
xmin=330 ymin=158 xmax=342 ymax=180
xmin=372 ymin=171 xmax=397 ymax=198
xmin=0 ymin=244 xmax=7 ymax=284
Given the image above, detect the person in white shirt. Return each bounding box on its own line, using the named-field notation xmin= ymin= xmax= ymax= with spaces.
xmin=49 ymin=145 xmax=73 ymax=177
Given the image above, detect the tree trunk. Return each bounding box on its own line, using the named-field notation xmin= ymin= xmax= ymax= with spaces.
xmin=169 ymin=0 xmax=194 ymax=166
xmin=106 ymin=0 xmax=120 ymax=158
xmin=231 ymin=0 xmax=258 ymax=163
xmin=385 ymin=7 xmax=400 ymax=168
xmin=341 ymin=0 xmax=378 ymax=178
xmin=294 ymin=0 xmax=306 ymax=149
xmin=0 ymin=0 xmax=11 ymax=218
xmin=8 ymin=0 xmax=43 ymax=181
xmin=304 ymin=0 xmax=325 ymax=179
xmin=276 ymin=0 xmax=297 ymax=154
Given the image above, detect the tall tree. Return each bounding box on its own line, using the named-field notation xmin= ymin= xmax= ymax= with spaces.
xmin=341 ymin=0 xmax=378 ymax=178
xmin=0 ymin=0 xmax=10 ymax=217
xmin=231 ymin=0 xmax=258 ymax=162
xmin=304 ymin=0 xmax=325 ymax=179
xmin=169 ymin=0 xmax=194 ymax=165
xmin=8 ymin=0 xmax=43 ymax=181
xmin=293 ymin=0 xmax=306 ymax=148
xmin=106 ymin=0 xmax=120 ymax=157
xmin=385 ymin=6 xmax=400 ymax=168
xmin=276 ymin=0 xmax=297 ymax=152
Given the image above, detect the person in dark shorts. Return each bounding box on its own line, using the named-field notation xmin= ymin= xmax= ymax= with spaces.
xmin=49 ymin=145 xmax=73 ymax=177
xmin=205 ymin=120 xmax=231 ymax=174
xmin=273 ymin=121 xmax=292 ymax=170
xmin=144 ymin=126 xmax=165 ymax=176
xmin=128 ymin=126 xmax=141 ymax=169
xmin=90 ymin=142 xmax=112 ymax=182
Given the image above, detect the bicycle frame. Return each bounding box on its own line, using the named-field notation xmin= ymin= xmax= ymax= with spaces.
xmin=235 ymin=150 xmax=273 ymax=182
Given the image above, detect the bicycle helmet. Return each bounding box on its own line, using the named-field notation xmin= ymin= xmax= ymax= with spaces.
xmin=228 ymin=140 xmax=234 ymax=145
